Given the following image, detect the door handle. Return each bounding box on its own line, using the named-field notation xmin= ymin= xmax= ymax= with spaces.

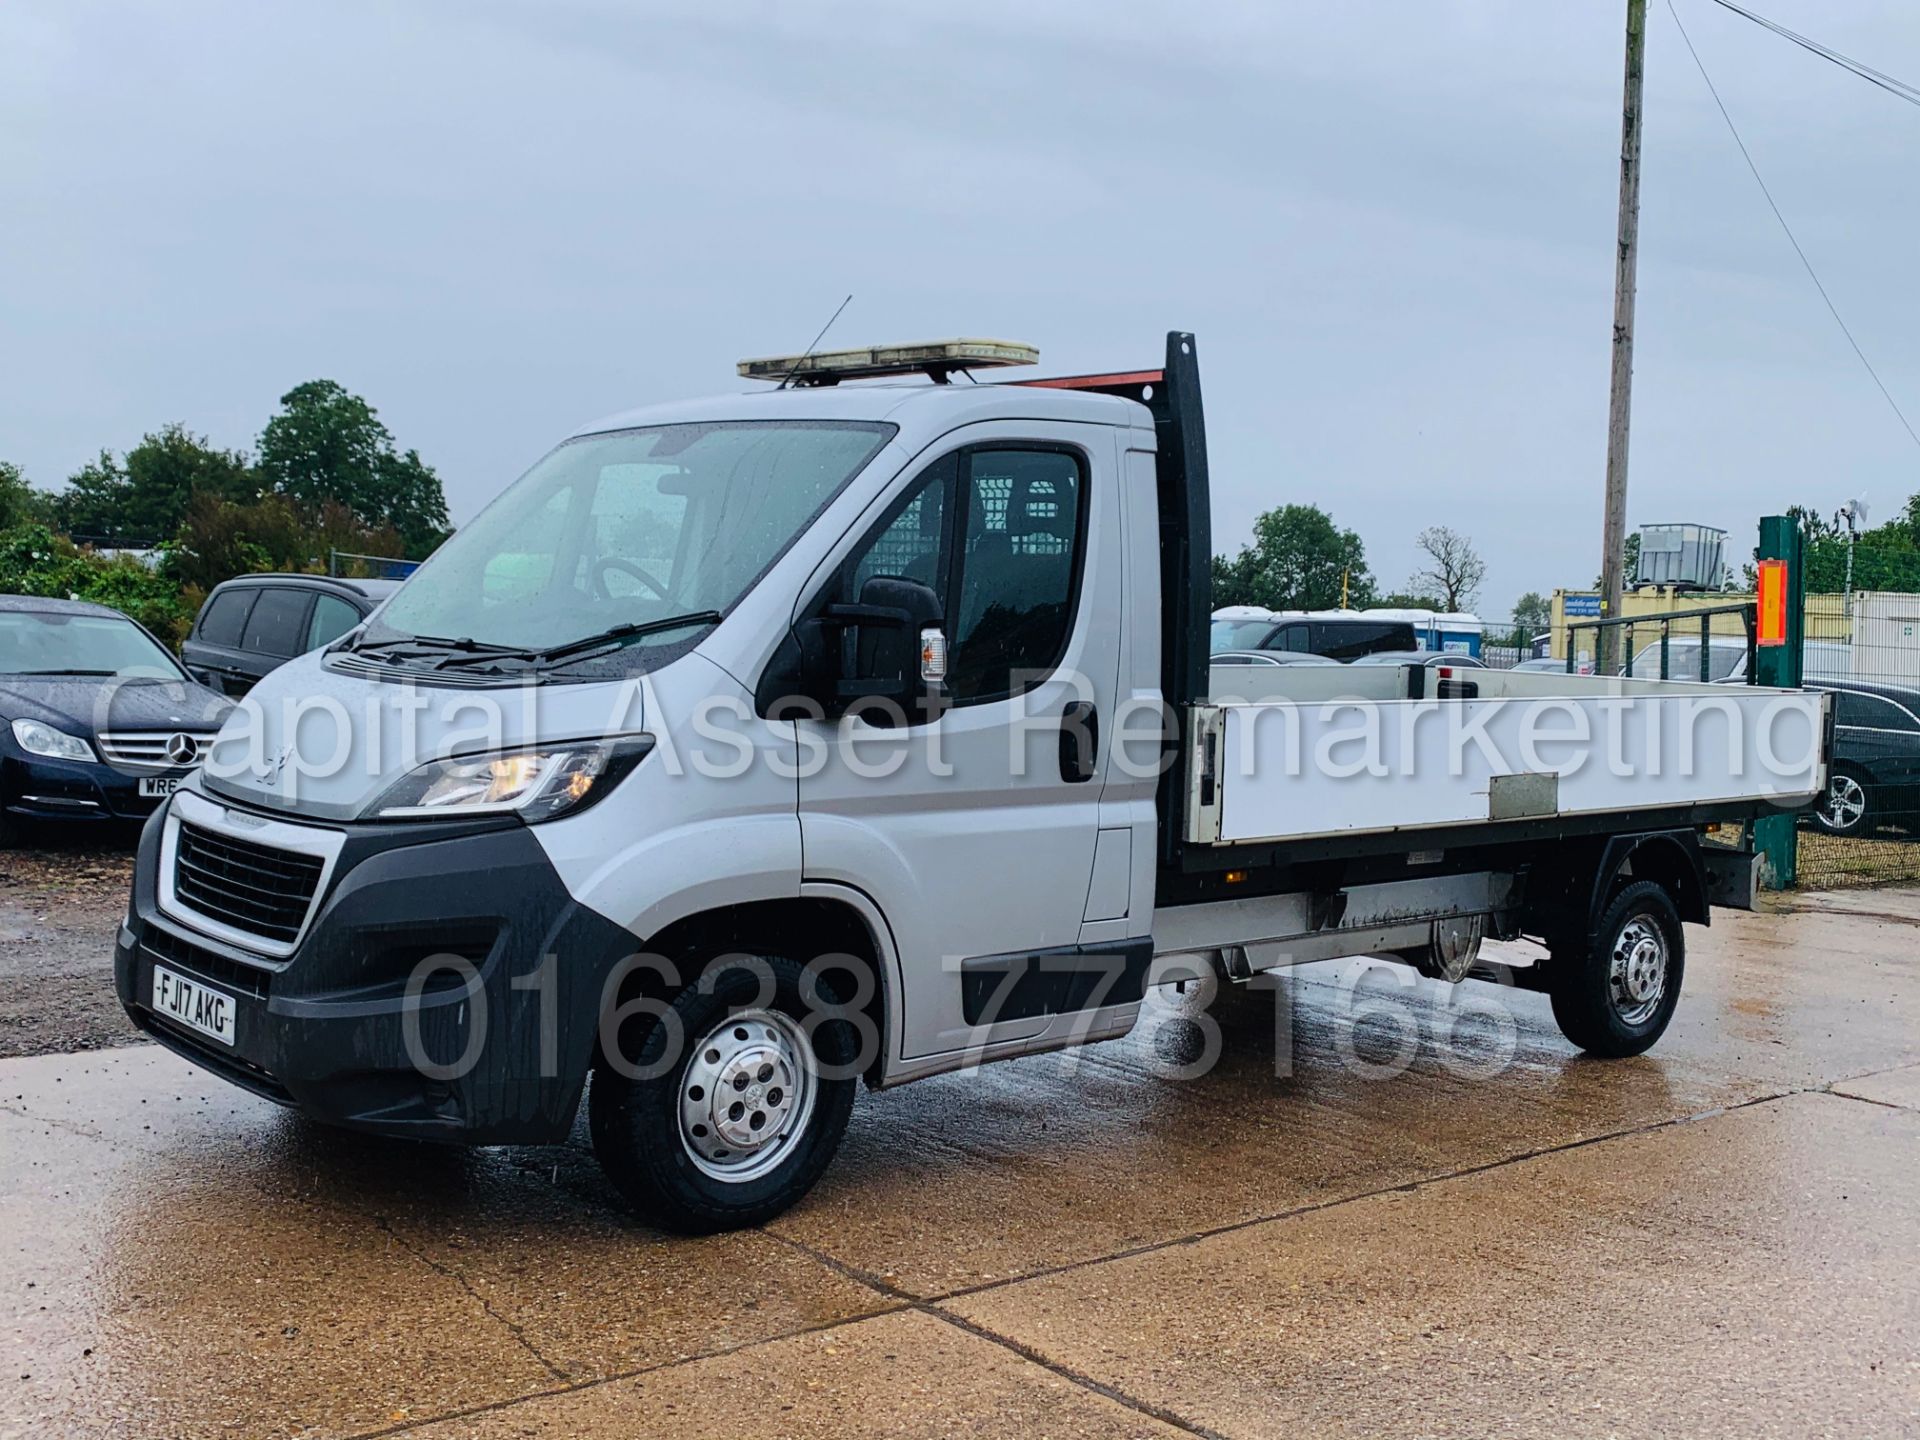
xmin=1059 ymin=701 xmax=1098 ymax=783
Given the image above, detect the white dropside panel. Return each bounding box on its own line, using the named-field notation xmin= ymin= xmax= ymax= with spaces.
xmin=1200 ymin=690 xmax=1830 ymax=846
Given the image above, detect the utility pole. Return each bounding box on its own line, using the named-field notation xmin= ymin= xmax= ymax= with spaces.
xmin=1600 ymin=0 xmax=1648 ymax=674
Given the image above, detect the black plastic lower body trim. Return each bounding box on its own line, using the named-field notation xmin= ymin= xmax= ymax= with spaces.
xmin=959 ymin=939 xmax=1153 ymax=1026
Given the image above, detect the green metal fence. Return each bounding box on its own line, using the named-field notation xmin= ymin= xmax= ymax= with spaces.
xmin=1564 ymin=601 xmax=1757 ymax=683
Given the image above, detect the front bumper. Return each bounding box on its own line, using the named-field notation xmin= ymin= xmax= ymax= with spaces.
xmin=115 ymin=800 xmax=639 ymax=1145
xmin=3 ymin=753 xmax=194 ymax=822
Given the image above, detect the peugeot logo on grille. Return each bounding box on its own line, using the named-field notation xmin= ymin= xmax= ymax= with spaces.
xmin=164 ymin=732 xmax=199 ymax=766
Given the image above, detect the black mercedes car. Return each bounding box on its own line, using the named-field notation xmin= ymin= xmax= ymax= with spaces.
xmin=1806 ymin=678 xmax=1920 ymax=837
xmin=0 ymin=596 xmax=230 ymax=844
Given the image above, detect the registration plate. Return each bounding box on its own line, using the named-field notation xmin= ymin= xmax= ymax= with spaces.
xmin=139 ymin=776 xmax=182 ymax=799
xmin=151 ymin=965 xmax=236 ymax=1046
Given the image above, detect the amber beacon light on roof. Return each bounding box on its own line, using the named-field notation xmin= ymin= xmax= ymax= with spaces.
xmin=736 ymin=338 xmax=1039 ymax=386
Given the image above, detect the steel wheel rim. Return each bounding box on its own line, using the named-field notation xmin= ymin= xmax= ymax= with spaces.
xmin=678 ymin=1008 xmax=817 ymax=1184
xmin=1609 ymin=915 xmax=1669 ymax=1027
xmin=1822 ymin=775 xmax=1866 ymax=831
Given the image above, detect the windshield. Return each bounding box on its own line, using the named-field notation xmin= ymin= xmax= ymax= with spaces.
xmin=1210 ymin=619 xmax=1275 ymax=652
xmin=376 ymin=420 xmax=895 ymax=654
xmin=0 ymin=611 xmax=185 ymax=679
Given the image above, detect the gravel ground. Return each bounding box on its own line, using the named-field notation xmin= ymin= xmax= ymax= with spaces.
xmin=0 ymin=827 xmax=141 ymax=1058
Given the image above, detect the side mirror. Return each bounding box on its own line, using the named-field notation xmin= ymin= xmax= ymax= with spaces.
xmin=826 ymin=576 xmax=945 ymax=725
xmin=759 ymin=576 xmax=940 ymax=721
xmin=757 ymin=576 xmax=948 ymax=723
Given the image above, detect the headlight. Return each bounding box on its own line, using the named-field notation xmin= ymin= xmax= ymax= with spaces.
xmin=367 ymin=735 xmax=653 ymax=822
xmin=11 ymin=718 xmax=97 ymax=763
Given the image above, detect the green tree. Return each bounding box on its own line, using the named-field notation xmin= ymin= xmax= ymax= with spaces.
xmin=161 ymin=493 xmax=405 ymax=595
xmin=1806 ymin=524 xmax=1920 ymax=594
xmin=126 ymin=423 xmax=255 ymax=522
xmin=0 ymin=461 xmax=51 ymax=530
xmin=1789 ymin=505 xmax=1840 ymax=544
xmin=1737 ymin=503 xmax=1920 ymax=594
xmin=52 ymin=450 xmax=135 ymax=542
xmin=1510 ymin=590 xmax=1552 ymax=648
xmin=257 ymin=380 xmax=450 ymax=558
xmin=1895 ymin=493 xmax=1920 ymax=547
xmin=53 ymin=425 xmax=253 ymax=544
xmin=1373 ymin=590 xmax=1442 ymax=609
xmin=1211 ymin=505 xmax=1375 ymax=611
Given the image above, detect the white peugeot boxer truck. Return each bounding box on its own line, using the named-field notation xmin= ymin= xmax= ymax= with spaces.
xmin=116 ymin=333 xmax=1831 ymax=1231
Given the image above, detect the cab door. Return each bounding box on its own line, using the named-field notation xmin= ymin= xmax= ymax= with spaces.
xmin=794 ymin=426 xmax=1127 ymax=1061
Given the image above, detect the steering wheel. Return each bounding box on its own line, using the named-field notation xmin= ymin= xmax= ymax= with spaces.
xmin=589 ymin=555 xmax=674 ymax=604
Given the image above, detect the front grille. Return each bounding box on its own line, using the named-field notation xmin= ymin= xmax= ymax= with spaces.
xmin=174 ymin=822 xmax=324 ymax=945
xmin=142 ymin=922 xmax=273 ymax=999
xmin=98 ymin=731 xmax=212 ymax=769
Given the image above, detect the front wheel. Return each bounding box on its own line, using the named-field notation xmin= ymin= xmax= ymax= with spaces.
xmin=1548 ymin=880 xmax=1684 ymax=1058
xmin=589 ymin=953 xmax=858 ymax=1234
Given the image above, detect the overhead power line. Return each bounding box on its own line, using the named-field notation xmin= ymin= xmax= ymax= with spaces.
xmin=1704 ymin=0 xmax=1920 ymax=110
xmin=1667 ymin=0 xmax=1920 ymax=454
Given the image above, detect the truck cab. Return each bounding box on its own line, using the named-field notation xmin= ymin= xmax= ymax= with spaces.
xmin=115 ymin=334 xmax=1828 ymax=1233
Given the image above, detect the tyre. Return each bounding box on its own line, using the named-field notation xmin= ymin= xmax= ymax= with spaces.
xmin=1548 ymin=880 xmax=1684 ymax=1058
xmin=589 ymin=952 xmax=858 ymax=1234
xmin=1811 ymin=766 xmax=1872 ymax=836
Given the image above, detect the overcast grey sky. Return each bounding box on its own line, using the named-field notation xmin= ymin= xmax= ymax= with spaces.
xmin=4 ymin=0 xmax=1917 ymax=618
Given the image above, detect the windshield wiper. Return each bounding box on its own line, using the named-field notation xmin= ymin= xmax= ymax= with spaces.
xmin=350 ymin=631 xmax=526 ymax=657
xmin=533 ymin=611 xmax=723 ymax=667
xmin=351 ymin=615 xmax=720 ymax=674
xmin=11 ymin=668 xmax=117 ymax=676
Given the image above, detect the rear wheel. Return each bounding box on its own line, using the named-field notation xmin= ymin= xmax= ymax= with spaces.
xmin=1812 ymin=767 xmax=1872 ymax=836
xmin=1548 ymin=880 xmax=1684 ymax=1058
xmin=589 ymin=953 xmax=858 ymax=1234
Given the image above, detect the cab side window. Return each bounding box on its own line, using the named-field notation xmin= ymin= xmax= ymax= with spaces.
xmin=950 ymin=449 xmax=1084 ymax=702
xmin=833 ymin=445 xmax=1087 ymax=709
xmin=848 ymin=455 xmax=955 ymax=602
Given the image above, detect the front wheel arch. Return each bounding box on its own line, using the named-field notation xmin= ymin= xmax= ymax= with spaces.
xmin=597 ymin=896 xmax=892 ymax=1088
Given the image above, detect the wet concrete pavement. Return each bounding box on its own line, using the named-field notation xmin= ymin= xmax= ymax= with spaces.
xmin=3 ymin=891 xmax=1918 ymax=1437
